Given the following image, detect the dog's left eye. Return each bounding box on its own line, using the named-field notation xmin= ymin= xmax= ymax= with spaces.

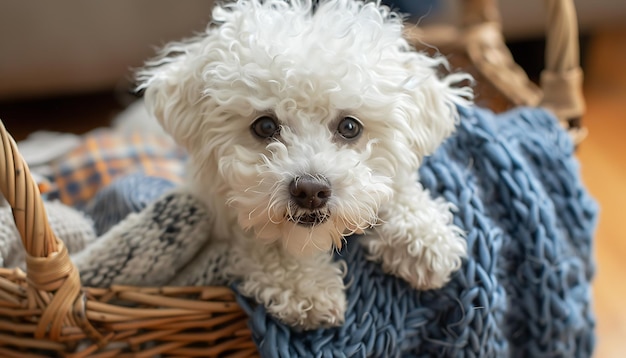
xmin=251 ymin=116 xmax=280 ymax=139
xmin=337 ymin=116 xmax=363 ymax=140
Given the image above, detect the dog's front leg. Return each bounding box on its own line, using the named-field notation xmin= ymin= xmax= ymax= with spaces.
xmin=227 ymin=238 xmax=347 ymax=330
xmin=363 ymin=176 xmax=466 ymax=290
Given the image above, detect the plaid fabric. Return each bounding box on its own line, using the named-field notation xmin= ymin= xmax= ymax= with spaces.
xmin=49 ymin=129 xmax=186 ymax=208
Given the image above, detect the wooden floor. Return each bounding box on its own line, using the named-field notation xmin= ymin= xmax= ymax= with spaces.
xmin=578 ymin=26 xmax=626 ymax=358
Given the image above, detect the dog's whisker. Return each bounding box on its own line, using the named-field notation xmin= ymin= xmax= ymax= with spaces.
xmin=255 ymin=220 xmax=271 ymax=237
xmin=330 ymin=230 xmax=344 ymax=251
xmin=303 ymin=230 xmax=327 ymax=254
xmin=267 ymin=203 xmax=284 ymax=224
xmin=338 ymin=216 xmax=359 ymax=233
xmin=337 ymin=201 xmax=363 ymax=226
xmin=268 ymin=215 xmax=283 ymax=225
xmin=242 ymin=178 xmax=266 ymax=193
xmin=247 ymin=207 xmax=258 ymax=221
xmin=261 ymin=185 xmax=287 ymax=225
xmin=284 ymin=219 xmax=303 ymax=252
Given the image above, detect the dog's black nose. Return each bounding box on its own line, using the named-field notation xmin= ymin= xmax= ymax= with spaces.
xmin=289 ymin=177 xmax=331 ymax=210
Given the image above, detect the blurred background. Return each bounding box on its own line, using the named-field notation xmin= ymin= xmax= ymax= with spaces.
xmin=2 ymin=0 xmax=625 ymax=103
xmin=0 ymin=1 xmax=625 ymax=356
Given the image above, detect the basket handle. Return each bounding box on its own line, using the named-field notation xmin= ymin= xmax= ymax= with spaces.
xmin=0 ymin=120 xmax=95 ymax=341
xmin=539 ymin=0 xmax=585 ymax=125
xmin=462 ymin=0 xmax=585 ymax=127
xmin=0 ymin=120 xmax=58 ymax=257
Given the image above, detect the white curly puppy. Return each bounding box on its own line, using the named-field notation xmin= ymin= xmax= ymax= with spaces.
xmin=138 ymin=0 xmax=472 ymax=329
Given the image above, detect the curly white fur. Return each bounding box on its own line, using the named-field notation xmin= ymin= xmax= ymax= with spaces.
xmin=137 ymin=0 xmax=472 ymax=329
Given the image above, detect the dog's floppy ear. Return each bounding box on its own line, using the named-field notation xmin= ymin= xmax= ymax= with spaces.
xmin=400 ymin=56 xmax=473 ymax=158
xmin=136 ymin=39 xmax=206 ymax=150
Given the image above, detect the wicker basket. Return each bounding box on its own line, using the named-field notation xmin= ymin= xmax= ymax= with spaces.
xmin=0 ymin=0 xmax=585 ymax=356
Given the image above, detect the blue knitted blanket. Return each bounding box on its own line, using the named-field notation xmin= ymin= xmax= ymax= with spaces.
xmin=85 ymin=105 xmax=598 ymax=357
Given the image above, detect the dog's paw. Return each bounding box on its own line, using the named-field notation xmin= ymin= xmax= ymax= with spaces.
xmin=366 ymin=182 xmax=467 ymax=290
xmin=234 ymin=251 xmax=348 ymax=330
xmin=394 ymin=230 xmax=466 ymax=290
xmin=366 ymin=221 xmax=467 ymax=291
xmin=265 ymin=287 xmax=347 ymax=330
xmin=241 ymin=277 xmax=347 ymax=330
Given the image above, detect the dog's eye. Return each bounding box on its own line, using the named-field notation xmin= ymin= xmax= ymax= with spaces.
xmin=251 ymin=116 xmax=279 ymax=139
xmin=337 ymin=116 xmax=362 ymax=140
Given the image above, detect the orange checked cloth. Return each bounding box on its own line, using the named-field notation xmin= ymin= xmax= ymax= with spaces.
xmin=49 ymin=129 xmax=187 ymax=208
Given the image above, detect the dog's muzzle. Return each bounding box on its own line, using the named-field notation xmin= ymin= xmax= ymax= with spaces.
xmin=288 ymin=176 xmax=331 ymax=227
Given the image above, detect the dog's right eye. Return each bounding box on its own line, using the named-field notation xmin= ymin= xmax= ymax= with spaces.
xmin=251 ymin=116 xmax=279 ymax=139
